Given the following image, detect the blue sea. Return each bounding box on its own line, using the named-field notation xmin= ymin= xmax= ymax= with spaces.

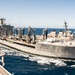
xmin=1 ymin=28 xmax=75 ymax=75
xmin=14 ymin=28 xmax=75 ymax=35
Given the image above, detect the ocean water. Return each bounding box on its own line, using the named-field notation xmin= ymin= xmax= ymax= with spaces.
xmin=14 ymin=28 xmax=75 ymax=35
xmin=4 ymin=55 xmax=75 ymax=75
xmin=1 ymin=28 xmax=75 ymax=75
xmin=0 ymin=44 xmax=75 ymax=75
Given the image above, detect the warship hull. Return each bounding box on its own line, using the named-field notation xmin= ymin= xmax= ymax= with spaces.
xmin=36 ymin=43 xmax=75 ymax=59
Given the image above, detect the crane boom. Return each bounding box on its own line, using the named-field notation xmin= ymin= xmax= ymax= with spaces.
xmin=42 ymin=28 xmax=48 ymax=40
xmin=27 ymin=26 xmax=36 ymax=44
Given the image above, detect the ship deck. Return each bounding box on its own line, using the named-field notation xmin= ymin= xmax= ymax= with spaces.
xmin=0 ymin=65 xmax=11 ymax=75
xmin=0 ymin=40 xmax=56 ymax=58
xmin=6 ymin=38 xmax=35 ymax=48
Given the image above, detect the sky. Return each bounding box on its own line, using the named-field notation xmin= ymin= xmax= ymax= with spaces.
xmin=0 ymin=0 xmax=75 ymax=28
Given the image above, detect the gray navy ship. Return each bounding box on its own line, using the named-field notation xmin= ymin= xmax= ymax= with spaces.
xmin=36 ymin=20 xmax=75 ymax=60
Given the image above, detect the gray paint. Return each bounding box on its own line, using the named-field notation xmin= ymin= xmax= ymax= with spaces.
xmin=36 ymin=43 xmax=75 ymax=59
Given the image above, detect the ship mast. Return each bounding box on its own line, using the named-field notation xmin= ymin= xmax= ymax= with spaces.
xmin=64 ymin=19 xmax=68 ymax=37
xmin=64 ymin=19 xmax=68 ymax=31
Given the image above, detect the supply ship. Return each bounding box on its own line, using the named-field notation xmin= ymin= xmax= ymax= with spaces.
xmin=0 ymin=18 xmax=75 ymax=60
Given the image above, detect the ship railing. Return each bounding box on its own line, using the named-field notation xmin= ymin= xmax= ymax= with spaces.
xmin=0 ymin=51 xmax=5 ymax=66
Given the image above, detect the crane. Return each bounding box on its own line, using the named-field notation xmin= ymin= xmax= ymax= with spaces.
xmin=42 ymin=28 xmax=48 ymax=40
xmin=27 ymin=26 xmax=36 ymax=44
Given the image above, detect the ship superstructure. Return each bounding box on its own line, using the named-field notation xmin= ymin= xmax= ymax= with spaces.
xmin=0 ymin=18 xmax=14 ymax=39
